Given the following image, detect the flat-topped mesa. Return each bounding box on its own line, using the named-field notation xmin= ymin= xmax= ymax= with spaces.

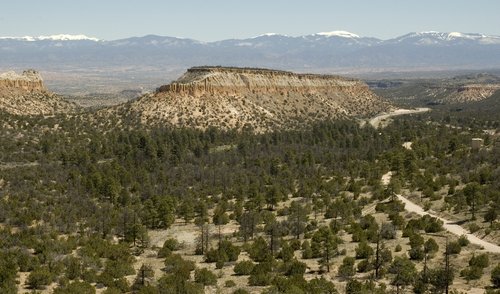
xmin=457 ymin=84 xmax=500 ymax=92
xmin=128 ymin=66 xmax=392 ymax=132
xmin=157 ymin=66 xmax=370 ymax=97
xmin=0 ymin=69 xmax=47 ymax=92
xmin=0 ymin=69 xmax=76 ymax=115
xmin=442 ymin=83 xmax=500 ymax=103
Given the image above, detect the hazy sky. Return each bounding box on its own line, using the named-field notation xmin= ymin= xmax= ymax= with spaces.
xmin=2 ymin=0 xmax=499 ymax=41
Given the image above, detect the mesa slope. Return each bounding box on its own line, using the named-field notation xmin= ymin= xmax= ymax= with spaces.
xmin=121 ymin=67 xmax=392 ymax=132
xmin=0 ymin=70 xmax=75 ymax=115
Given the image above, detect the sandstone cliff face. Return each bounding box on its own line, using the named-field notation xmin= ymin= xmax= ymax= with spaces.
xmin=126 ymin=67 xmax=392 ymax=132
xmin=0 ymin=70 xmax=75 ymax=115
xmin=0 ymin=70 xmax=46 ymax=92
xmin=158 ymin=67 xmax=369 ymax=97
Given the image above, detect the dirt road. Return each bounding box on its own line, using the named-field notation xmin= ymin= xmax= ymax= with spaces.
xmin=0 ymin=161 xmax=40 ymax=170
xmin=369 ymin=108 xmax=430 ymax=128
xmin=396 ymin=194 xmax=500 ymax=253
xmin=381 ymin=171 xmax=500 ymax=253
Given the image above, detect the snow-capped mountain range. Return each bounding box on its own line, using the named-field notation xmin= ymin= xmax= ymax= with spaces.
xmin=1 ymin=30 xmax=500 ymax=93
xmin=315 ymin=31 xmax=361 ymax=38
xmin=0 ymin=34 xmax=101 ymax=42
xmin=2 ymin=31 xmax=498 ymax=44
xmin=388 ymin=31 xmax=500 ymax=45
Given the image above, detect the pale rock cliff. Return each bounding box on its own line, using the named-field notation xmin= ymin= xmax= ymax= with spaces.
xmin=158 ymin=67 xmax=370 ymax=97
xmin=0 ymin=70 xmax=46 ymax=92
xmin=0 ymin=70 xmax=75 ymax=115
xmin=126 ymin=67 xmax=392 ymax=132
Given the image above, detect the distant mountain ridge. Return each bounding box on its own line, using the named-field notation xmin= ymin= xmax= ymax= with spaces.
xmin=1 ymin=31 xmax=500 ymax=93
xmin=0 ymin=34 xmax=101 ymax=42
xmin=3 ymin=31 xmax=498 ymax=45
xmin=2 ymin=31 xmax=499 ymax=43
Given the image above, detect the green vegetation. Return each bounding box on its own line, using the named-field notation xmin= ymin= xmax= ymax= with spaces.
xmin=0 ymin=105 xmax=498 ymax=293
xmin=492 ymin=264 xmax=500 ymax=288
xmin=234 ymin=260 xmax=255 ymax=275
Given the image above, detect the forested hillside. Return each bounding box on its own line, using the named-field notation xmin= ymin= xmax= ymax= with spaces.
xmin=0 ymin=109 xmax=499 ymax=293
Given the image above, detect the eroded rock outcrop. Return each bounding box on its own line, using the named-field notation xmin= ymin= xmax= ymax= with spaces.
xmin=126 ymin=67 xmax=392 ymax=132
xmin=0 ymin=70 xmax=75 ymax=115
xmin=0 ymin=70 xmax=46 ymax=92
xmin=158 ymin=67 xmax=370 ymax=97
xmin=441 ymin=84 xmax=500 ymax=103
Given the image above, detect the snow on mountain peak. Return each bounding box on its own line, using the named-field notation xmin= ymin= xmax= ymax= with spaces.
xmin=251 ymin=33 xmax=288 ymax=39
xmin=0 ymin=34 xmax=100 ymax=42
xmin=419 ymin=31 xmax=441 ymax=35
xmin=37 ymin=34 xmax=100 ymax=41
xmin=0 ymin=36 xmax=36 ymax=41
xmin=448 ymin=32 xmax=465 ymax=38
xmin=315 ymin=31 xmax=360 ymax=38
xmin=260 ymin=33 xmax=279 ymax=37
xmin=385 ymin=31 xmax=500 ymax=45
xmin=416 ymin=31 xmax=492 ymax=39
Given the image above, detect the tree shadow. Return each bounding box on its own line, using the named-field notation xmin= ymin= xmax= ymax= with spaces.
xmin=448 ymin=219 xmax=468 ymax=226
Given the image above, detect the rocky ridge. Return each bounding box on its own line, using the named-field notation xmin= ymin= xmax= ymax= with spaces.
xmin=439 ymin=84 xmax=500 ymax=104
xmin=0 ymin=70 xmax=46 ymax=92
xmin=0 ymin=70 xmax=75 ymax=115
xmin=124 ymin=67 xmax=392 ymax=132
xmin=371 ymin=73 xmax=500 ymax=106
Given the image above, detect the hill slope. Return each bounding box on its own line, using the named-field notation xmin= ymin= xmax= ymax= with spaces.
xmin=371 ymin=73 xmax=500 ymax=106
xmin=0 ymin=70 xmax=75 ymax=115
xmin=119 ymin=67 xmax=392 ymax=132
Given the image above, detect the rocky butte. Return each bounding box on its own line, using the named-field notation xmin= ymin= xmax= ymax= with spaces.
xmin=0 ymin=69 xmax=75 ymax=115
xmin=126 ymin=66 xmax=392 ymax=132
xmin=0 ymin=70 xmax=46 ymax=92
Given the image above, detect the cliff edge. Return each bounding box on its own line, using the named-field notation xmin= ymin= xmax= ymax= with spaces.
xmin=157 ymin=67 xmax=369 ymax=97
xmin=0 ymin=70 xmax=46 ymax=92
xmin=125 ymin=67 xmax=393 ymax=132
xmin=0 ymin=70 xmax=75 ymax=115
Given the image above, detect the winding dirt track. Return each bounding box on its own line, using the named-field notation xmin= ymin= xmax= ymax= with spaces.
xmin=0 ymin=161 xmax=40 ymax=170
xmin=381 ymin=171 xmax=500 ymax=253
xmin=396 ymin=194 xmax=500 ymax=253
xmin=369 ymin=107 xmax=430 ymax=128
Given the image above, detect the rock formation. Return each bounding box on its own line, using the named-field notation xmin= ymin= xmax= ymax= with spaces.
xmin=158 ymin=67 xmax=372 ymax=97
xmin=440 ymin=84 xmax=500 ymax=104
xmin=0 ymin=69 xmax=75 ymax=115
xmin=0 ymin=70 xmax=46 ymax=92
xmin=125 ymin=67 xmax=392 ymax=132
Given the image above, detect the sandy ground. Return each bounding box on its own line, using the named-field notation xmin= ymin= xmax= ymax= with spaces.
xmin=0 ymin=161 xmax=40 ymax=170
xmin=381 ymin=171 xmax=393 ymax=186
xmin=402 ymin=142 xmax=413 ymax=150
xmin=381 ymin=171 xmax=500 ymax=253
xmin=369 ymin=108 xmax=430 ymax=128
